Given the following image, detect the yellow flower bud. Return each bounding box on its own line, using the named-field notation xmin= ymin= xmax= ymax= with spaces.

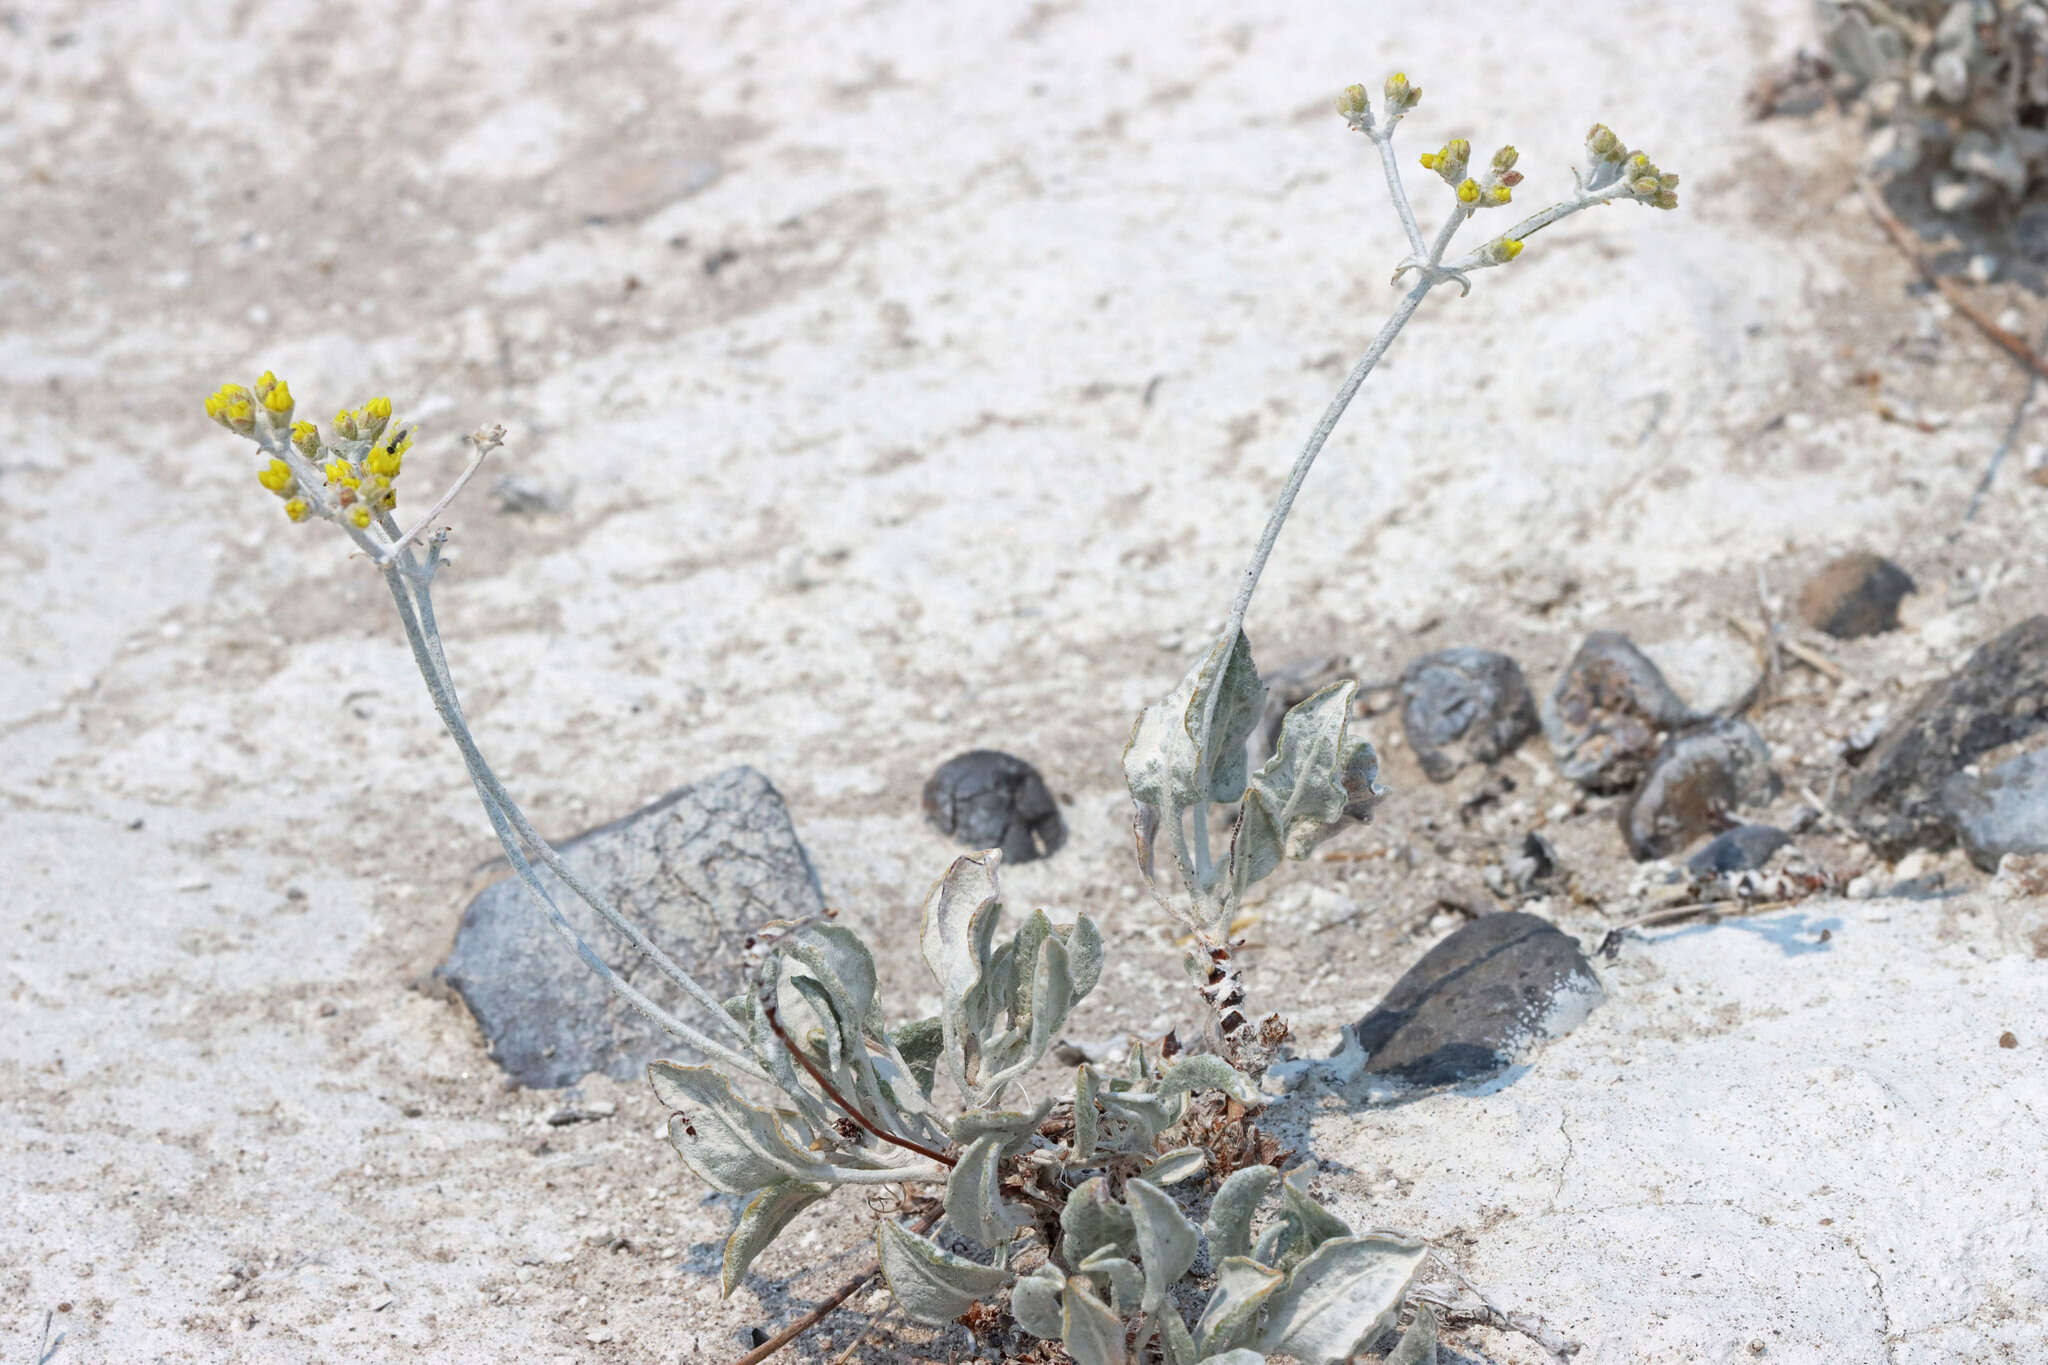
xmin=253 ymin=371 xmax=278 ymax=402
xmin=257 ymin=458 xmax=294 ymax=494
xmin=334 ymin=409 xmax=359 ymax=441
xmin=1485 ymin=184 xmax=1512 ymax=206
xmin=1336 ymin=83 xmax=1369 ymax=120
xmin=263 ymin=380 xmax=294 ymax=417
xmin=1501 ymin=237 xmax=1524 ymax=260
xmin=1457 ymin=178 xmax=1480 ymax=204
xmin=348 ymin=506 xmax=372 ymax=529
xmin=284 ymin=497 xmax=310 ymax=522
xmin=1492 ymin=145 xmax=1519 ymax=173
xmin=291 ymin=421 xmax=320 ymax=455
xmin=1419 ymin=152 xmax=1440 ymax=170
xmin=225 ymin=399 xmax=255 ymax=431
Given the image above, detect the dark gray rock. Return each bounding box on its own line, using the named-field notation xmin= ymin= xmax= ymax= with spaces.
xmin=922 ymin=750 xmax=1066 ymax=863
xmin=1842 ymin=616 xmax=2048 ymax=857
xmin=1541 ymin=632 xmax=1693 ymax=791
xmin=1399 ymin=647 xmax=1541 ymax=782
xmin=1797 ymin=552 xmax=1916 ymax=639
xmin=1620 ymin=718 xmax=1781 ymax=861
xmin=1941 ymin=749 xmax=2048 ymax=871
xmin=1348 ymin=911 xmax=1604 ymax=1087
xmin=437 ymin=766 xmax=825 ymax=1089
xmin=1685 ymin=824 xmax=1791 ymax=876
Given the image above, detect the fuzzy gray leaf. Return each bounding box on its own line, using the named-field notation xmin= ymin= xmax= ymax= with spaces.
xmin=1135 ymin=1145 xmax=1208 ymax=1187
xmin=1194 ymin=1256 xmax=1284 ymax=1356
xmin=1255 ymin=1234 xmax=1428 ymax=1363
xmin=1026 ymin=932 xmax=1077 ymax=1066
xmin=1076 ymin=1248 xmax=1144 ymax=1318
xmin=1230 ymin=680 xmax=1379 ymax=899
xmin=1203 ymin=1164 xmax=1279 ymax=1263
xmin=1061 ymin=1276 xmax=1129 ymax=1365
xmin=875 ymin=1218 xmax=1012 ymax=1326
xmin=1386 ymin=1304 xmax=1438 ymax=1365
xmin=1275 ymin=1165 xmax=1351 ymax=1268
xmin=1011 ymin=1265 xmax=1066 ymax=1339
xmin=721 ymin=1180 xmax=831 ymax=1297
xmin=921 ymin=852 xmax=1004 ymax=1090
xmin=890 ymin=1016 xmax=944 ymax=1099
xmin=1153 ymin=1054 xmax=1261 ymax=1106
xmin=1126 ymin=630 xmax=1264 ymax=810
xmin=649 ymin=1062 xmax=820 ymax=1194
xmin=1061 ymin=1175 xmax=1136 ymax=1262
xmin=947 ymin=1098 xmax=1054 ymax=1155
xmin=1157 ymin=1305 xmax=1200 ymax=1365
xmin=945 ymin=1133 xmax=1025 ymax=1250
xmin=1065 ymin=914 xmax=1105 ymax=999
xmin=1128 ymin=1178 xmax=1199 ymax=1312
xmin=1072 ymin=1064 xmax=1100 ymax=1163
xmin=1196 ymin=1352 xmax=1266 ymax=1365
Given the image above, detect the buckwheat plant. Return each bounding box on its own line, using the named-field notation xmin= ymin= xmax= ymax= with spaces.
xmin=208 ymin=73 xmax=1673 ymax=1365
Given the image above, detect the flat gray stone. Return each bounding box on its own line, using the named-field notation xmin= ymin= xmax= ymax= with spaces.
xmin=437 ymin=766 xmax=825 ymax=1088
xmin=1843 ymin=615 xmax=2048 ymax=857
xmin=1941 ymin=749 xmax=2048 ymax=872
xmin=1348 ymin=911 xmax=1604 ymax=1087
xmin=1686 ymin=824 xmax=1791 ymax=876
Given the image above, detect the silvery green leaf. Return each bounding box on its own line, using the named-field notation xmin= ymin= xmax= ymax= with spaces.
xmin=1076 ymin=1248 xmax=1144 ymax=1318
xmin=1196 ymin=1352 xmax=1266 ymax=1365
xmin=1254 ymin=1234 xmax=1427 ymax=1363
xmin=945 ymin=1133 xmax=1024 ymax=1250
xmin=1153 ymin=1054 xmax=1261 ymax=1107
xmin=1276 ymin=1165 xmax=1351 ymax=1267
xmin=1127 ymin=1178 xmax=1199 ymax=1312
xmin=1203 ymin=1164 xmax=1279 ymax=1262
xmin=648 ymin=1062 xmax=821 ymax=1194
xmin=947 ymin=1097 xmax=1053 ymax=1154
xmin=720 ymin=1179 xmax=831 ymax=1297
xmin=1385 ymin=1304 xmax=1438 ymax=1365
xmin=1157 ymin=1307 xmax=1200 ymax=1365
xmin=921 ymin=851 xmax=1004 ymax=1090
xmin=1136 ymin=1145 xmax=1208 ymax=1187
xmin=1097 ymin=1090 xmax=1171 ymax=1153
xmin=1194 ymin=1256 xmax=1284 ymax=1355
xmin=1010 ymin=909 xmax=1055 ymax=1029
xmin=1229 ymin=680 xmax=1379 ymax=900
xmin=963 ymin=939 xmax=1018 ymax=1047
xmin=1026 ymin=932 xmax=1076 ymax=1066
xmin=1065 ymin=914 xmax=1104 ymax=999
xmin=890 ymin=1017 xmax=944 ymax=1098
xmin=1061 ymin=1176 xmax=1136 ymax=1262
xmin=1252 ymin=1219 xmax=1292 ymax=1268
xmin=1124 ymin=631 xmax=1264 ymax=882
xmin=787 ymin=974 xmax=849 ymax=1075
xmin=1011 ymin=1265 xmax=1066 ymax=1339
xmin=875 ymin=1218 xmax=1012 ymax=1326
xmin=1061 ymin=1276 xmax=1128 ymax=1365
xmin=785 ymin=923 xmax=881 ymax=1035
xmin=1072 ymin=1064 xmax=1100 ymax=1163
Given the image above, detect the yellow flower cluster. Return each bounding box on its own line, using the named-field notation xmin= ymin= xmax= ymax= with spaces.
xmin=204 ymin=371 xmax=412 ymax=529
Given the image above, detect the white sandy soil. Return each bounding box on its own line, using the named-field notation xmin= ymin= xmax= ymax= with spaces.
xmin=5 ymin=1 xmax=2046 ymax=1362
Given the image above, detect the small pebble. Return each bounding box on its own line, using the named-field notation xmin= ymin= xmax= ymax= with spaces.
xmin=1796 ymin=552 xmax=1915 ymax=639
xmin=1685 ymin=824 xmax=1790 ymax=876
xmin=1620 ymin=720 xmax=1780 ymax=861
xmin=1999 ymin=1031 xmax=2019 ymax=1049
xmin=1398 ymin=647 xmax=1540 ymax=783
xmin=1542 ymin=632 xmax=1692 ymax=792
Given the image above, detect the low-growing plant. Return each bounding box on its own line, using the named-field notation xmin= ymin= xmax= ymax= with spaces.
xmin=205 ymin=71 xmax=1675 ymax=1364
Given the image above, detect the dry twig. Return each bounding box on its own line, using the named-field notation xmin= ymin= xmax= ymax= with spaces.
xmin=730 ymin=1208 xmax=940 ymax=1365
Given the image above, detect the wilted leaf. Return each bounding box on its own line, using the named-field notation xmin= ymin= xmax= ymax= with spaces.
xmin=1012 ymin=1265 xmax=1066 ymax=1339
xmin=947 ymin=1098 xmax=1053 ymax=1154
xmin=1194 ymin=1256 xmax=1284 ymax=1355
xmin=1125 ymin=631 xmax=1265 ymax=903
xmin=649 ymin=1062 xmax=821 ymax=1194
xmin=875 ymin=1218 xmax=1012 ymax=1325
xmin=945 ymin=1133 xmax=1025 ymax=1250
xmin=1061 ymin=1275 xmax=1128 ymax=1365
xmin=1127 ymin=1178 xmax=1199 ymax=1312
xmin=1229 ymin=681 xmax=1379 ymax=900
xmin=1203 ymin=1164 xmax=1279 ymax=1262
xmin=721 ymin=1180 xmax=831 ymax=1297
xmin=1255 ymin=1234 xmax=1427 ymax=1364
